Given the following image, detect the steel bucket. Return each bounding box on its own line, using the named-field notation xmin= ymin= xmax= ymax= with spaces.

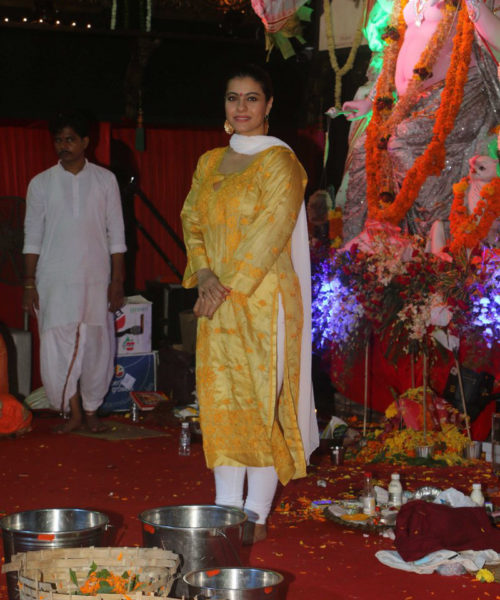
xmin=184 ymin=567 xmax=285 ymax=600
xmin=1 ymin=508 xmax=109 ymax=600
xmin=139 ymin=505 xmax=246 ymax=598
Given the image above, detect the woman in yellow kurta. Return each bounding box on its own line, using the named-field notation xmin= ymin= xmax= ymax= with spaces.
xmin=181 ymin=65 xmax=319 ymax=544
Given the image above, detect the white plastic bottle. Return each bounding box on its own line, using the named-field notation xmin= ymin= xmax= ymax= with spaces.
xmin=470 ymin=483 xmax=485 ymax=506
xmin=178 ymin=422 xmax=191 ymax=456
xmin=362 ymin=472 xmax=376 ymax=516
xmin=388 ymin=473 xmax=403 ymax=508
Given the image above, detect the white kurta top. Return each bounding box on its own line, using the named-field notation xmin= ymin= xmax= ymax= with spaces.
xmin=23 ymin=160 xmax=127 ymax=333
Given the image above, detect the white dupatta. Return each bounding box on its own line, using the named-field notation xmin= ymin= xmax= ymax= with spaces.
xmin=230 ymin=134 xmax=319 ymax=462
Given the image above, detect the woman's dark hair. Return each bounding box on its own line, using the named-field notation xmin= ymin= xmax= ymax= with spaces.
xmin=49 ymin=110 xmax=90 ymax=138
xmin=224 ymin=64 xmax=274 ymax=100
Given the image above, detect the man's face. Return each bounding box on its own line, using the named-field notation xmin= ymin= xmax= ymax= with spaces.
xmin=53 ymin=126 xmax=88 ymax=168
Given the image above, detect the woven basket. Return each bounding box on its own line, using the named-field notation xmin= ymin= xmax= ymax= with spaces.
xmin=3 ymin=547 xmax=180 ymax=600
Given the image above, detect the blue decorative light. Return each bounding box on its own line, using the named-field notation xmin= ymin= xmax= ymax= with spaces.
xmin=467 ymin=259 xmax=500 ymax=348
xmin=311 ymin=255 xmax=364 ymax=353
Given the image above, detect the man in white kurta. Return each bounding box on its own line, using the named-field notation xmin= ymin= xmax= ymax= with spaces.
xmin=23 ymin=111 xmax=126 ymax=433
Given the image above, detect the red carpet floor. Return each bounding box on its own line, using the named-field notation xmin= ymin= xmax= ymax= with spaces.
xmin=1 ymin=410 xmax=500 ymax=599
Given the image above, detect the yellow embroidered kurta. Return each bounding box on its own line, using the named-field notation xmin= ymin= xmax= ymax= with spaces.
xmin=181 ymin=145 xmax=308 ymax=485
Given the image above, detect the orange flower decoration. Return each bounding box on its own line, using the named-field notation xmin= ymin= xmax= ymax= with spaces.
xmin=365 ymin=1 xmax=475 ymax=225
xmin=449 ymin=176 xmax=500 ymax=254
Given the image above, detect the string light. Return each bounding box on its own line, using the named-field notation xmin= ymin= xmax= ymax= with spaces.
xmin=0 ymin=15 xmax=91 ymax=29
xmin=1 ymin=4 xmax=159 ymax=32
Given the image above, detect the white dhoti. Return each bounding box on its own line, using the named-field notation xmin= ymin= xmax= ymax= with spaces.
xmin=40 ymin=315 xmax=115 ymax=413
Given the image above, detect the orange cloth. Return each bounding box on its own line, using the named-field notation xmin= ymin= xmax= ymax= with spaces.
xmin=0 ymin=394 xmax=32 ymax=435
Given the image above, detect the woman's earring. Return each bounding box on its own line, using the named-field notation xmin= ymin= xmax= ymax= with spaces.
xmin=224 ymin=119 xmax=234 ymax=135
xmin=264 ymin=114 xmax=270 ymax=135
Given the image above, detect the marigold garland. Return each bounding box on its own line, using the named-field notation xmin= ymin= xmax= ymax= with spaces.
xmin=449 ymin=175 xmax=500 ymax=254
xmin=365 ymin=0 xmax=475 ymax=225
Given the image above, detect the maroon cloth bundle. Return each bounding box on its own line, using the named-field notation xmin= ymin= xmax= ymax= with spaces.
xmin=395 ymin=500 xmax=500 ymax=561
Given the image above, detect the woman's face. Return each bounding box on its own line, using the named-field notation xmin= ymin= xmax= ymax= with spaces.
xmin=468 ymin=155 xmax=498 ymax=183
xmin=225 ymin=76 xmax=273 ymax=136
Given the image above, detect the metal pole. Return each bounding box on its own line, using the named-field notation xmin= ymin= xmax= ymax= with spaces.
xmin=422 ymin=352 xmax=427 ymax=444
xmin=454 ymin=354 xmax=472 ymax=441
xmin=363 ymin=339 xmax=369 ymax=438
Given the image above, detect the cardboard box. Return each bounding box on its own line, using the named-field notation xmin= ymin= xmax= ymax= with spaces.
xmin=101 ymin=351 xmax=157 ymax=412
xmin=115 ymin=295 xmax=152 ymax=356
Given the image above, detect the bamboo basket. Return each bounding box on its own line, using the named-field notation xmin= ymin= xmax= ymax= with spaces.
xmin=2 ymin=547 xmax=180 ymax=600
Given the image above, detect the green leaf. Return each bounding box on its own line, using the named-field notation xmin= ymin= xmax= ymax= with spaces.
xmin=128 ymin=575 xmax=136 ymax=591
xmin=96 ymin=568 xmax=111 ymax=578
xmin=97 ymin=581 xmax=114 ymax=594
xmin=88 ymin=561 xmax=98 ymax=576
xmin=121 ymin=571 xmax=130 ymax=579
xmin=70 ymin=568 xmax=79 ymax=587
xmin=271 ymin=33 xmax=296 ymax=60
xmin=297 ymin=6 xmax=313 ymax=21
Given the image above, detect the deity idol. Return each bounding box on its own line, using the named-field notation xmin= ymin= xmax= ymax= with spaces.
xmin=337 ymin=0 xmax=500 ymax=243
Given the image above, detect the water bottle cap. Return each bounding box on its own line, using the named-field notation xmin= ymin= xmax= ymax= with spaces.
xmin=391 ymin=473 xmax=400 ymax=480
xmin=182 ymin=422 xmax=189 ymax=428
xmin=364 ymin=471 xmax=372 ymax=478
xmin=472 ymin=483 xmax=481 ymax=489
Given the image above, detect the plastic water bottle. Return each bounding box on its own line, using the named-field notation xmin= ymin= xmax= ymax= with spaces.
xmin=388 ymin=473 xmax=403 ymax=508
xmin=178 ymin=421 xmax=191 ymax=456
xmin=131 ymin=402 xmax=139 ymax=423
xmin=362 ymin=471 xmax=376 ymax=516
xmin=470 ymin=483 xmax=485 ymax=506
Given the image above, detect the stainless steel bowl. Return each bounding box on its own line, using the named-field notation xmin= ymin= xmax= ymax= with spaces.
xmin=463 ymin=441 xmax=482 ymax=459
xmin=413 ymin=486 xmax=442 ymax=502
xmin=184 ymin=567 xmax=285 ymax=600
xmin=415 ymin=444 xmax=434 ymax=459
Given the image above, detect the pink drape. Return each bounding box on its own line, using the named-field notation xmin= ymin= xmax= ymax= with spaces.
xmin=251 ymin=0 xmax=310 ymax=32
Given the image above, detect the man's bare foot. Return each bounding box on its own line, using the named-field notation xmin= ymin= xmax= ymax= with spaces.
xmin=84 ymin=412 xmax=108 ymax=433
xmin=53 ymin=393 xmax=83 ymax=433
xmin=242 ymin=521 xmax=267 ymax=545
xmin=52 ymin=416 xmax=83 ymax=434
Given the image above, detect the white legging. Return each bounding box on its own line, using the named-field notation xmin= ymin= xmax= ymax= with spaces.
xmin=213 ymin=296 xmax=284 ymax=525
xmin=214 ymin=465 xmax=279 ymax=524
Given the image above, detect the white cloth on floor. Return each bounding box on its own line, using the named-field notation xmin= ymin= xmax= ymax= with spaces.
xmin=434 ymin=488 xmax=478 ymax=507
xmin=376 ymin=549 xmax=500 ymax=574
